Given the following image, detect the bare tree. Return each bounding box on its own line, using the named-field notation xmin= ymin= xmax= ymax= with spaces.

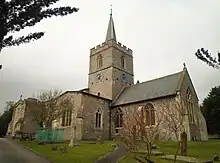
xmin=119 ymin=98 xmax=187 ymax=163
xmin=158 ymin=98 xmax=186 ymax=163
xmin=160 ymin=98 xmax=185 ymax=140
xmin=120 ymin=105 xmax=163 ymax=163
xmin=33 ymin=89 xmax=74 ymax=129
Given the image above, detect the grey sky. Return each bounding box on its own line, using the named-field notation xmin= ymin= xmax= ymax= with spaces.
xmin=0 ymin=0 xmax=220 ymax=111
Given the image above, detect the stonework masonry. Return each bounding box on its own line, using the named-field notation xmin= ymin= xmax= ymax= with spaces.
xmin=90 ymin=40 xmax=133 ymax=56
xmin=8 ymin=98 xmax=40 ymax=136
xmin=88 ymin=40 xmax=134 ymax=100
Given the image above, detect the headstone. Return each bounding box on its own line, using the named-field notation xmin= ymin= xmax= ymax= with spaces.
xmin=151 ymin=144 xmax=157 ymax=149
xmin=132 ymin=125 xmax=137 ymax=151
xmin=180 ymin=132 xmax=187 ymax=156
xmin=52 ymin=145 xmax=57 ymax=151
xmin=59 ymin=146 xmax=68 ymax=154
xmin=38 ymin=141 xmax=45 ymax=145
xmin=213 ymin=155 xmax=219 ymax=161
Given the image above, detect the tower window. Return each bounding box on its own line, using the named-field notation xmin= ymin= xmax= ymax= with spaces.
xmin=97 ymin=55 xmax=103 ymax=68
xmin=121 ymin=56 xmax=125 ymax=68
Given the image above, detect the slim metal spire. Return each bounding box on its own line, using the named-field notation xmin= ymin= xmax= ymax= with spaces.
xmin=105 ymin=5 xmax=117 ymax=42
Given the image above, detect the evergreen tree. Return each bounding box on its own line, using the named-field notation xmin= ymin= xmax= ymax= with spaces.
xmin=0 ymin=101 xmax=15 ymax=136
xmin=0 ymin=0 xmax=79 ymax=51
xmin=202 ymin=86 xmax=220 ymax=135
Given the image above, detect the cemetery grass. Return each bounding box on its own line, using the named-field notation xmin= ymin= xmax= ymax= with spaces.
xmin=21 ymin=141 xmax=114 ymax=163
xmin=120 ymin=140 xmax=220 ymax=163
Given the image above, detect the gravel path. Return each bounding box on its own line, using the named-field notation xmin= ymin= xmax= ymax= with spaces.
xmin=95 ymin=144 xmax=127 ymax=163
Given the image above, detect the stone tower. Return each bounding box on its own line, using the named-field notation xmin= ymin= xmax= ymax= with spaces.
xmin=88 ymin=12 xmax=134 ymax=100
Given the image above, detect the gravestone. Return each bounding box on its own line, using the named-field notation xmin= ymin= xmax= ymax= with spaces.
xmin=180 ymin=132 xmax=187 ymax=156
xmin=59 ymin=146 xmax=68 ymax=154
xmin=132 ymin=125 xmax=137 ymax=145
xmin=132 ymin=125 xmax=137 ymax=151
xmin=213 ymin=155 xmax=219 ymax=161
xmin=52 ymin=145 xmax=58 ymax=151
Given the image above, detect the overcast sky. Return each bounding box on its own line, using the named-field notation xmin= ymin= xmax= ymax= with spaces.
xmin=0 ymin=0 xmax=220 ymax=112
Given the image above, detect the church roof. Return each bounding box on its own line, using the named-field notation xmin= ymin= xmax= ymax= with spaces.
xmin=112 ymin=71 xmax=185 ymax=106
xmin=105 ymin=12 xmax=117 ymax=42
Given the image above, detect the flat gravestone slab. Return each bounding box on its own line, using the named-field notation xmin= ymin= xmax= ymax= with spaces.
xmin=134 ymin=150 xmax=164 ymax=156
xmin=160 ymin=155 xmax=213 ymax=163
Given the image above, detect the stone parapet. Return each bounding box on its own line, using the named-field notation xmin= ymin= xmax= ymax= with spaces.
xmin=90 ymin=40 xmax=132 ymax=56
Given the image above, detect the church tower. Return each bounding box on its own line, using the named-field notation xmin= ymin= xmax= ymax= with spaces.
xmin=88 ymin=11 xmax=134 ymax=100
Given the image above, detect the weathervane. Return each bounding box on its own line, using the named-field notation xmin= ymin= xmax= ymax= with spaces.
xmin=110 ymin=4 xmax=112 ymax=15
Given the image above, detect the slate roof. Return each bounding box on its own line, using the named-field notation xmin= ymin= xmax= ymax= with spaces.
xmin=105 ymin=12 xmax=117 ymax=42
xmin=112 ymin=70 xmax=184 ymax=106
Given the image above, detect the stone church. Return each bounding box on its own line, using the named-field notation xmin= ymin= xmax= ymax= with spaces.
xmin=8 ymin=12 xmax=208 ymax=141
xmin=51 ymin=12 xmax=208 ymax=141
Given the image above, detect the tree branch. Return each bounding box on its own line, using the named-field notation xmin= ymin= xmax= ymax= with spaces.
xmin=195 ymin=48 xmax=220 ymax=69
xmin=2 ymin=32 xmax=44 ymax=47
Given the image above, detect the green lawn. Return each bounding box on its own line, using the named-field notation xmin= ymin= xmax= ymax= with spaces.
xmin=120 ymin=140 xmax=220 ymax=163
xmin=21 ymin=141 xmax=114 ymax=163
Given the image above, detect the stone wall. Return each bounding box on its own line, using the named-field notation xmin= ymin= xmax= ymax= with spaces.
xmin=52 ymin=91 xmax=111 ymax=141
xmin=179 ymin=69 xmax=208 ymax=141
xmin=80 ymin=93 xmax=111 ymax=140
xmin=22 ymin=98 xmax=41 ymax=134
xmin=52 ymin=91 xmax=83 ymax=141
xmin=11 ymin=100 xmax=26 ymax=135
xmin=111 ymin=96 xmax=192 ymax=141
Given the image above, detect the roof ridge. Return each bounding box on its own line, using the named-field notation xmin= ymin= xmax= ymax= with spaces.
xmin=136 ymin=70 xmax=183 ymax=86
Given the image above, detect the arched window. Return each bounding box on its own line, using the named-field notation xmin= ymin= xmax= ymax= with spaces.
xmin=61 ymin=108 xmax=72 ymax=126
xmin=97 ymin=55 xmax=103 ymax=68
xmin=121 ymin=56 xmax=125 ymax=68
xmin=95 ymin=109 xmax=102 ymax=128
xmin=116 ymin=108 xmax=123 ymax=128
xmin=186 ymin=88 xmax=194 ymax=123
xmin=142 ymin=103 xmax=155 ymax=126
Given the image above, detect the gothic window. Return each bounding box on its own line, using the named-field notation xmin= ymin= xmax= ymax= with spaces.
xmin=121 ymin=56 xmax=125 ymax=68
xmin=142 ymin=103 xmax=155 ymax=126
xmin=61 ymin=108 xmax=72 ymax=127
xmin=68 ymin=110 xmax=72 ymax=126
xmin=186 ymin=88 xmax=195 ymax=123
xmin=116 ymin=108 xmax=123 ymax=128
xmin=95 ymin=109 xmax=102 ymax=128
xmin=97 ymin=55 xmax=103 ymax=68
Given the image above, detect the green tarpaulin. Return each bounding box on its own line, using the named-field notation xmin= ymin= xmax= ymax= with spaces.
xmin=36 ymin=128 xmax=64 ymax=143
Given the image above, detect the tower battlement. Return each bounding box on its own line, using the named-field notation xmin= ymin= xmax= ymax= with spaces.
xmin=90 ymin=40 xmax=133 ymax=56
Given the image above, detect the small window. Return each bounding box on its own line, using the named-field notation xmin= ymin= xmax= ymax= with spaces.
xmin=97 ymin=55 xmax=103 ymax=68
xmin=95 ymin=109 xmax=102 ymax=128
xmin=121 ymin=56 xmax=125 ymax=68
xmin=97 ymin=92 xmax=100 ymax=96
xmin=116 ymin=108 xmax=123 ymax=128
